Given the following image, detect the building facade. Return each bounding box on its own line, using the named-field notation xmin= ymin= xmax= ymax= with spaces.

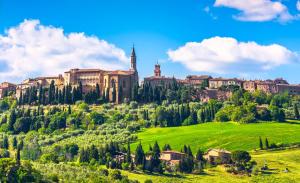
xmin=143 ymin=64 xmax=175 ymax=87
xmin=0 ymin=82 xmax=17 ymax=98
xmin=63 ymin=47 xmax=139 ymax=103
xmin=209 ymin=78 xmax=243 ymax=89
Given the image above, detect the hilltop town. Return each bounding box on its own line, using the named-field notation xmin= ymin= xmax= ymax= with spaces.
xmin=0 ymin=47 xmax=300 ymax=103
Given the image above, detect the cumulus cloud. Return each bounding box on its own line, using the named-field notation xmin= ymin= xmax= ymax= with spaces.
xmin=167 ymin=37 xmax=298 ymax=74
xmin=0 ymin=19 xmax=129 ymax=83
xmin=297 ymin=1 xmax=300 ymax=11
xmin=214 ymin=0 xmax=296 ymax=22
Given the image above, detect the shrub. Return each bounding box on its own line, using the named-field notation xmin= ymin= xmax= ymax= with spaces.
xmin=100 ymin=169 xmax=109 ymax=176
xmin=110 ymin=169 xmax=122 ymax=180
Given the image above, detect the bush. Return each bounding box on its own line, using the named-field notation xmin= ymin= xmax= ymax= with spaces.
xmin=215 ymin=110 xmax=230 ymax=122
xmin=144 ymin=180 xmax=153 ymax=183
xmin=122 ymin=162 xmax=130 ymax=170
xmin=100 ymin=169 xmax=109 ymax=176
xmin=110 ymin=169 xmax=122 ymax=180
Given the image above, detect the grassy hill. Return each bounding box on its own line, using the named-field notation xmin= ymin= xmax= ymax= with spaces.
xmin=132 ymin=121 xmax=300 ymax=152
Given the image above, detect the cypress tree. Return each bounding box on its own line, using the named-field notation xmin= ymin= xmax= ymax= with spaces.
xmin=72 ymin=87 xmax=77 ymax=104
xmin=105 ymin=88 xmax=110 ymax=102
xmin=16 ymin=147 xmax=21 ymax=166
xmin=134 ymin=142 xmax=145 ymax=165
xmin=294 ymin=104 xmax=299 ymax=120
xmin=112 ymin=86 xmax=116 ymax=103
xmin=152 ymin=141 xmax=161 ymax=170
xmin=8 ymin=109 xmax=16 ymax=131
xmin=78 ymin=82 xmax=83 ymax=100
xmin=12 ymin=136 xmax=18 ymax=149
xmin=68 ymin=105 xmax=72 ymax=115
xmin=126 ymin=141 xmax=131 ymax=163
xmin=38 ymin=85 xmax=43 ymax=104
xmin=265 ymin=138 xmax=269 ymax=149
xmin=96 ymin=83 xmax=101 ymax=99
xmin=259 ymin=137 xmax=263 ymax=150
xmin=3 ymin=135 xmax=9 ymax=149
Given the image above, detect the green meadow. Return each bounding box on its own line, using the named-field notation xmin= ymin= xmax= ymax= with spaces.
xmin=132 ymin=121 xmax=300 ymax=152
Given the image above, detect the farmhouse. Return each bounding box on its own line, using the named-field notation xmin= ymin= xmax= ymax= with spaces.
xmin=160 ymin=150 xmax=186 ymax=166
xmin=204 ymin=149 xmax=231 ymax=165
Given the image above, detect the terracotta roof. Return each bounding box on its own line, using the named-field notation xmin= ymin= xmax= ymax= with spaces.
xmin=106 ymin=70 xmax=135 ymax=75
xmin=144 ymin=76 xmax=174 ymax=81
xmin=209 ymin=77 xmax=242 ymax=82
xmin=206 ymin=149 xmax=231 ymax=154
xmin=186 ymin=75 xmax=212 ymax=80
xmin=35 ymin=76 xmax=62 ymax=80
xmin=162 ymin=151 xmax=185 ymax=155
xmin=64 ymin=68 xmax=104 ymax=73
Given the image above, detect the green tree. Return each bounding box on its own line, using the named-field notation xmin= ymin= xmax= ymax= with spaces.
xmin=126 ymin=141 xmax=131 ymax=163
xmin=259 ymin=137 xmax=263 ymax=150
xmin=231 ymin=150 xmax=251 ymax=165
xmin=12 ymin=137 xmax=18 ymax=149
xmin=265 ymin=138 xmax=269 ymax=149
xmin=294 ymin=104 xmax=299 ymax=120
xmin=8 ymin=109 xmax=17 ymax=131
xmin=3 ymin=136 xmax=9 ymax=149
xmin=134 ymin=142 xmax=145 ymax=166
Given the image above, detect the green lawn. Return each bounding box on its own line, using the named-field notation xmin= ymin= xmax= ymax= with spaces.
xmin=132 ymin=121 xmax=300 ymax=153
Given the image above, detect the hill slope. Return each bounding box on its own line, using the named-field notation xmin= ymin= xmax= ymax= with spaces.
xmin=132 ymin=121 xmax=300 ymax=152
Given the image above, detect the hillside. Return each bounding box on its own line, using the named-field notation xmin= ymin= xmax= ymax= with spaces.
xmin=132 ymin=121 xmax=300 ymax=152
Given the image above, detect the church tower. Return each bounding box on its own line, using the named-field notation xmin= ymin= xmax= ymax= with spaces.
xmin=130 ymin=46 xmax=137 ymax=72
xmin=154 ymin=63 xmax=161 ymax=77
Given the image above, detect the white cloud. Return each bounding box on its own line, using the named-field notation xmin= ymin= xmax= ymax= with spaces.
xmin=297 ymin=1 xmax=300 ymax=11
xmin=214 ymin=0 xmax=295 ymax=22
xmin=167 ymin=37 xmax=298 ymax=74
xmin=0 ymin=19 xmax=129 ymax=83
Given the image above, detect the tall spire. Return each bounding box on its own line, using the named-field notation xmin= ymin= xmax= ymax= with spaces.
xmin=130 ymin=45 xmax=137 ymax=71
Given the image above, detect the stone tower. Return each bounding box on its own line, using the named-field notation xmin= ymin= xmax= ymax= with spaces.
xmin=130 ymin=46 xmax=137 ymax=72
xmin=154 ymin=64 xmax=161 ymax=77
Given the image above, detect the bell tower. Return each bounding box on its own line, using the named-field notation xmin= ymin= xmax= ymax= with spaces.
xmin=130 ymin=46 xmax=137 ymax=72
xmin=154 ymin=63 xmax=161 ymax=77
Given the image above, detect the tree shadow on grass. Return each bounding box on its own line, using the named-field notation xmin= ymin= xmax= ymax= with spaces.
xmin=281 ymin=121 xmax=300 ymax=125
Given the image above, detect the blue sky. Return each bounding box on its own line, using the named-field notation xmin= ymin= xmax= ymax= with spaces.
xmin=1 ymin=0 xmax=300 ymax=83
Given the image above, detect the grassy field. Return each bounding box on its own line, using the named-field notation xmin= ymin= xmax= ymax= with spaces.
xmin=132 ymin=121 xmax=300 ymax=153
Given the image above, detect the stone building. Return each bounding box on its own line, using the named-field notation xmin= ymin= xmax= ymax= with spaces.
xmin=242 ymin=78 xmax=300 ymax=95
xmin=197 ymin=89 xmax=232 ymax=103
xmin=143 ymin=63 xmax=176 ymax=87
xmin=209 ymin=78 xmax=243 ymax=89
xmin=277 ymin=84 xmax=300 ymax=95
xmin=160 ymin=150 xmax=186 ymax=167
xmin=16 ymin=75 xmax=64 ymax=99
xmin=63 ymin=47 xmax=139 ymax=103
xmin=0 ymin=82 xmax=17 ymax=98
xmin=178 ymin=75 xmax=212 ymax=88
xmin=204 ymin=149 xmax=231 ymax=165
